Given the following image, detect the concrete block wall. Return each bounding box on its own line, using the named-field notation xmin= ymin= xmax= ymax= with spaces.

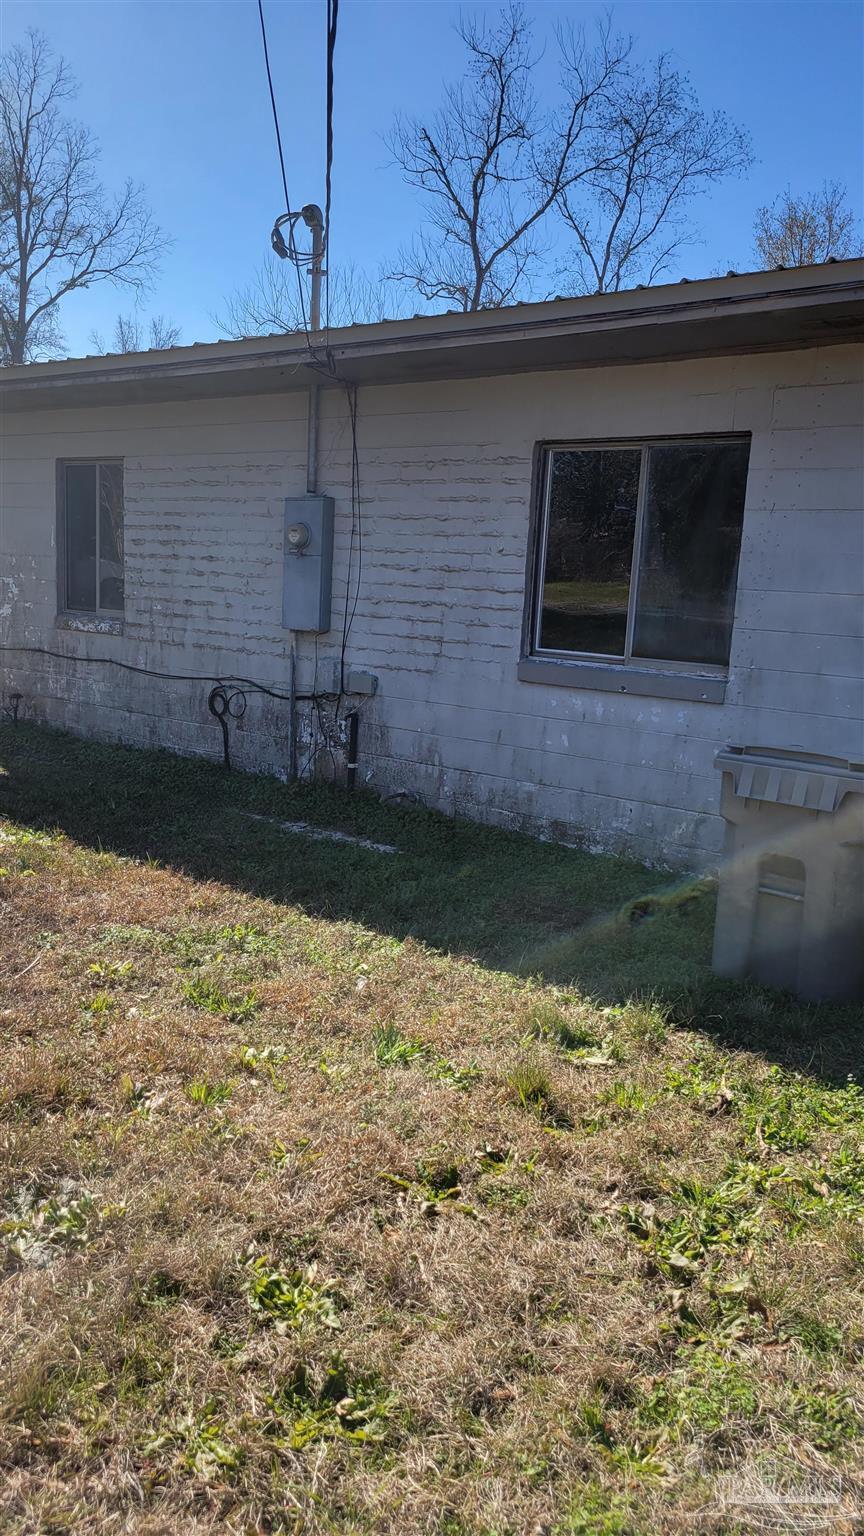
xmin=2 ymin=343 xmax=862 ymax=870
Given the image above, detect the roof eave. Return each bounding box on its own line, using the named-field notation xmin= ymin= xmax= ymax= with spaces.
xmin=2 ymin=267 xmax=862 ymax=411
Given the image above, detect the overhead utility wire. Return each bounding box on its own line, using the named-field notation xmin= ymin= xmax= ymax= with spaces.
xmin=318 ymin=0 xmax=363 ymax=693
xmin=256 ymin=0 xmax=290 ymax=211
xmin=324 ymin=0 xmax=338 ymax=335
xmin=256 ymin=0 xmax=310 ymax=340
xmin=4 ymin=7 xmax=356 ymax=775
xmin=255 ymin=0 xmax=362 ymax=707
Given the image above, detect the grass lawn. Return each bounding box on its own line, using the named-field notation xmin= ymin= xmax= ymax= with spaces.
xmin=1 ymin=723 xmax=862 ymax=1535
xmin=541 ymin=580 xmax=630 ymax=615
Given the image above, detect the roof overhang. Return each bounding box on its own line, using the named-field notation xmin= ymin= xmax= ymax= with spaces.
xmin=2 ymin=262 xmax=863 ymax=413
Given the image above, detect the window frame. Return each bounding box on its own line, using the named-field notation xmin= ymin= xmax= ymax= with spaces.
xmin=57 ymin=457 xmax=125 ymax=622
xmin=521 ymin=432 xmax=750 ymax=701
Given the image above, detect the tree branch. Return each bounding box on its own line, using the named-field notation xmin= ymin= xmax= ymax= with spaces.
xmin=1 ymin=29 xmax=166 ymax=363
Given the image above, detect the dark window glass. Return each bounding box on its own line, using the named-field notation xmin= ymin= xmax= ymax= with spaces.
xmin=65 ymin=464 xmax=97 ymax=611
xmin=99 ymin=462 xmax=125 ymax=611
xmin=631 ymin=442 xmax=749 ymax=666
xmin=62 ymin=462 xmax=124 ymax=614
xmin=538 ymin=448 xmax=641 ymax=657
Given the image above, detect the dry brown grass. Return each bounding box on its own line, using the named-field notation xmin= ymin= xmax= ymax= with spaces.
xmin=1 ymin=728 xmax=863 ymax=1535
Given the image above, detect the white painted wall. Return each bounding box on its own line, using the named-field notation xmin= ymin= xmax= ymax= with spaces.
xmin=2 ymin=345 xmax=862 ymax=869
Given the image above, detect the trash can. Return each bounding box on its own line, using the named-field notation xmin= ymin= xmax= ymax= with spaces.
xmin=712 ymin=746 xmax=864 ymax=1002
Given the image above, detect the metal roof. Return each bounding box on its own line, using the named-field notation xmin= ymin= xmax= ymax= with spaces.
xmin=2 ymin=260 xmax=862 ymax=412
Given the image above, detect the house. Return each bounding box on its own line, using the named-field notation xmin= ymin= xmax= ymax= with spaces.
xmin=1 ymin=262 xmax=863 ymax=872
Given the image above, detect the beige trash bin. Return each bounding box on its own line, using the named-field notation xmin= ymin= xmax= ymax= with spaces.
xmin=712 ymin=746 xmax=864 ymax=1002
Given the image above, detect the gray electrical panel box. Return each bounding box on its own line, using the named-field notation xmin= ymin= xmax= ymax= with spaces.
xmin=281 ymin=495 xmax=334 ymax=633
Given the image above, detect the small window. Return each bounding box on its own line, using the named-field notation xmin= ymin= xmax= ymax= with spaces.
xmin=530 ymin=437 xmax=749 ymax=672
xmin=60 ymin=461 xmax=124 ymax=614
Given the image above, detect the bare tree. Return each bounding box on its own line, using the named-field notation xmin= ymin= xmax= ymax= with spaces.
xmin=387 ymin=6 xmax=626 ymax=311
xmin=146 ymin=313 xmax=180 ymax=349
xmin=0 ymin=30 xmax=164 ymax=364
xmin=556 ymin=52 xmax=752 ymax=293
xmin=89 ymin=311 xmax=181 ymax=354
xmin=754 ymin=183 xmax=860 ymax=269
xmin=215 ymin=260 xmax=410 ymax=339
xmin=388 ymin=7 xmax=751 ymax=309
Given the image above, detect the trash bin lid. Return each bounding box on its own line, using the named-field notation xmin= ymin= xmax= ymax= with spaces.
xmin=715 ymin=746 xmax=864 ymax=813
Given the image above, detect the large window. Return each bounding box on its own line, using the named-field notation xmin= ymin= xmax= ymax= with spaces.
xmin=530 ymin=437 xmax=750 ymax=672
xmin=59 ymin=461 xmax=124 ymax=615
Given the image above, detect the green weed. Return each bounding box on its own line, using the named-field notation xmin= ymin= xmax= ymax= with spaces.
xmin=575 ymin=1392 xmax=666 ymax=1477
xmin=738 ymin=1070 xmax=864 ymax=1152
xmin=173 ymin=922 xmax=280 ymax=968
xmin=526 ymin=1000 xmax=600 ymax=1053
xmin=776 ymin=1312 xmax=845 ymax=1357
xmin=84 ymin=990 xmax=116 ymax=1017
xmin=506 ymin=1056 xmax=572 ymax=1127
xmin=665 ymin=1062 xmax=864 ymax=1154
xmin=428 ymin=1055 xmax=481 ymax=1090
xmin=265 ymin=1356 xmax=395 ymax=1448
xmin=213 ymin=922 xmax=280 ymax=956
xmin=237 ymin=1043 xmax=289 ymax=1086
xmin=186 ymin=1079 xmax=232 ymax=1106
xmin=638 ymin=1349 xmax=759 ymax=1436
xmin=476 ymin=1178 xmax=529 ymax=1211
xmin=2 ymin=1186 xmax=115 ymax=1266
xmin=245 ymin=1256 xmax=340 ymax=1332
xmin=373 ymin=1023 xmax=425 ymax=1066
xmin=621 ymin=999 xmax=669 ymax=1046
xmin=558 ymin=1485 xmax=634 ymax=1536
xmin=148 ymin=1401 xmax=242 ymax=1480
xmin=377 ymin=1161 xmax=476 ymax=1218
xmin=373 ymin=1024 xmax=481 ymax=1090
xmin=119 ymin=1075 xmax=156 ymax=1115
xmin=88 ymin=958 xmax=134 ymax=983
xmin=182 ymin=976 xmax=258 ymax=1021
xmin=600 ymin=1080 xmax=652 ymax=1116
xmin=623 ymin=1164 xmax=766 ymax=1280
xmin=787 ymin=1389 xmax=862 ymax=1451
xmin=101 ymin=922 xmax=165 ymax=950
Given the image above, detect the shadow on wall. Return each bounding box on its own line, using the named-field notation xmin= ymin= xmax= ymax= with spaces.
xmin=0 ymin=722 xmax=860 ymax=1085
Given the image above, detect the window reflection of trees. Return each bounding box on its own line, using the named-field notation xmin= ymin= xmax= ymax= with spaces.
xmin=545 ymin=450 xmax=640 ymax=588
xmin=537 ymin=439 xmax=749 ymax=666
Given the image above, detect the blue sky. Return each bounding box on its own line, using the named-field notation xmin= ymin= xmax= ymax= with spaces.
xmin=4 ymin=0 xmax=863 ymax=356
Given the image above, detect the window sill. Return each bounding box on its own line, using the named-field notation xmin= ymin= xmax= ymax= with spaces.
xmin=517 ymin=655 xmax=727 ymax=704
xmin=56 ymin=613 xmax=124 ymax=637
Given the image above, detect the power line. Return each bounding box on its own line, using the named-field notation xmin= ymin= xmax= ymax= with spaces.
xmin=256 ymin=0 xmax=290 ymax=211
xmin=324 ymin=0 xmax=339 ymax=334
xmin=255 ymin=0 xmax=362 ymax=720
xmin=256 ymin=0 xmax=311 ymax=341
xmin=319 ymin=1 xmax=362 ymax=698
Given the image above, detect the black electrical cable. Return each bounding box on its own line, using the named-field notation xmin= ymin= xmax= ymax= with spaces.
xmin=318 ymin=0 xmax=363 ymax=706
xmin=256 ymin=0 xmax=363 ymax=728
xmin=0 ymin=643 xmax=321 ymax=703
xmin=5 ymin=11 xmax=361 ymax=782
xmin=324 ymin=0 xmax=339 ymax=335
xmin=346 ymin=385 xmax=362 ymax=651
xmin=1 ymin=644 xmax=373 ymax=781
xmin=256 ymin=0 xmax=290 ymax=212
xmin=338 ymin=381 xmax=362 ymax=696
xmin=257 ymin=0 xmax=311 ymax=343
